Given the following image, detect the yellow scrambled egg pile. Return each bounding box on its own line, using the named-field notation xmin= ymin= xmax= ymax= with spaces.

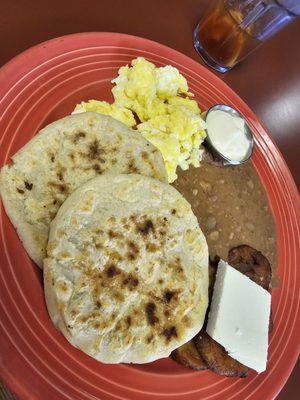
xmin=73 ymin=57 xmax=206 ymax=182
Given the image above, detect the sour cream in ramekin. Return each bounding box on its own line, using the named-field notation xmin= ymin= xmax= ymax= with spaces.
xmin=205 ymin=105 xmax=253 ymax=164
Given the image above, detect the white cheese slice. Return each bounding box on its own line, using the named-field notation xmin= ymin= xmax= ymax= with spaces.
xmin=206 ymin=259 xmax=271 ymax=373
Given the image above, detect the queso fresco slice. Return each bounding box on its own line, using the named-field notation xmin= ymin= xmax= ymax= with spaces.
xmin=207 ymin=260 xmax=271 ymax=373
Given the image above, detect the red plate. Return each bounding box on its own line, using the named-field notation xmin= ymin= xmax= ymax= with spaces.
xmin=0 ymin=32 xmax=299 ymax=400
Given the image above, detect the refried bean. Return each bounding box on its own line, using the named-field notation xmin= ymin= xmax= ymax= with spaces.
xmin=173 ymin=151 xmax=279 ymax=288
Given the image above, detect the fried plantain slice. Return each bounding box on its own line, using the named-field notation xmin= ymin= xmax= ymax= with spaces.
xmin=228 ymin=245 xmax=272 ymax=290
xmin=171 ymin=339 xmax=208 ymax=370
xmin=194 ymin=331 xmax=249 ymax=378
xmin=228 ymin=245 xmax=274 ymax=331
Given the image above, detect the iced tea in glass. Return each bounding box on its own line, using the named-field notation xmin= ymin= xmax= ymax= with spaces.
xmin=194 ymin=0 xmax=300 ymax=73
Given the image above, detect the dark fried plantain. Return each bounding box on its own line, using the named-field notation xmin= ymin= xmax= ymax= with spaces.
xmin=228 ymin=245 xmax=272 ymax=290
xmin=171 ymin=340 xmax=208 ymax=370
xmin=228 ymin=245 xmax=273 ymax=331
xmin=194 ymin=331 xmax=249 ymax=378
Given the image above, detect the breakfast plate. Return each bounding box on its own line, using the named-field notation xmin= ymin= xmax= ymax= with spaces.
xmin=0 ymin=32 xmax=299 ymax=400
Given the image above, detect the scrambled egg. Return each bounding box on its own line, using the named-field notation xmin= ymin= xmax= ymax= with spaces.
xmin=72 ymin=100 xmax=135 ymax=127
xmin=73 ymin=57 xmax=206 ymax=182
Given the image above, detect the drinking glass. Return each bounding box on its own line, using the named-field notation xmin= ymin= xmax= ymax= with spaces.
xmin=194 ymin=0 xmax=300 ymax=73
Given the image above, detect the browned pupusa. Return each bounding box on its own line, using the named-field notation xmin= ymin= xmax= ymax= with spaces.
xmin=0 ymin=112 xmax=167 ymax=268
xmin=44 ymin=174 xmax=208 ymax=364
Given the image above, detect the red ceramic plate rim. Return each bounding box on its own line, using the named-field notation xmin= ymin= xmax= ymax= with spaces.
xmin=0 ymin=32 xmax=299 ymax=400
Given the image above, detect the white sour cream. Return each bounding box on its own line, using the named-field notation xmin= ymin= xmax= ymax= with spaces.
xmin=206 ymin=110 xmax=250 ymax=162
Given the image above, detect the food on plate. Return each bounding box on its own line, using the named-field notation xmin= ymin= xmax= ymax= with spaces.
xmin=73 ymin=57 xmax=207 ymax=183
xmin=171 ymin=339 xmax=208 ymax=371
xmin=44 ymin=174 xmax=208 ymax=364
xmin=228 ymin=244 xmax=272 ymax=290
xmin=229 ymin=244 xmax=274 ymax=331
xmin=206 ymin=260 xmax=271 ymax=373
xmin=111 ymin=57 xmax=191 ymax=120
xmin=73 ymin=100 xmax=136 ymax=127
xmin=0 ymin=113 xmax=167 ymax=268
xmin=173 ymin=247 xmax=273 ymax=377
xmin=205 ymin=108 xmax=252 ymax=163
xmin=0 ymin=53 xmax=278 ymax=376
xmin=172 ymin=255 xmax=248 ymax=377
xmin=174 ymin=150 xmax=278 ymax=276
xmin=173 ymin=155 xmax=277 ymax=376
xmin=194 ymin=330 xmax=249 ymax=377
xmin=172 ymin=258 xmax=215 ymax=371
